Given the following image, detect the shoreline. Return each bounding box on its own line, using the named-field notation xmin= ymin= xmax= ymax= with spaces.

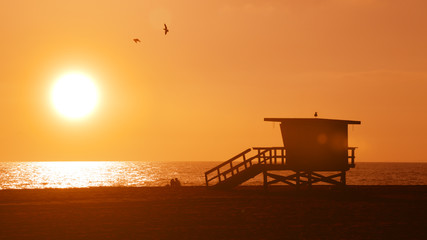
xmin=1 ymin=185 xmax=426 ymax=239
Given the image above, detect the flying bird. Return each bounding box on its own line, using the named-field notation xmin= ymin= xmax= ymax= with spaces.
xmin=133 ymin=38 xmax=141 ymax=43
xmin=163 ymin=24 xmax=169 ymax=35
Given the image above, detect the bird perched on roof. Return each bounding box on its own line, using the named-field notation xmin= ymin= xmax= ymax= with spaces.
xmin=314 ymin=112 xmax=318 ymax=117
xmin=163 ymin=24 xmax=169 ymax=35
xmin=133 ymin=38 xmax=141 ymax=43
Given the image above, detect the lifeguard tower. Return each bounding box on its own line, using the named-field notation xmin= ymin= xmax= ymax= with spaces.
xmin=205 ymin=117 xmax=361 ymax=189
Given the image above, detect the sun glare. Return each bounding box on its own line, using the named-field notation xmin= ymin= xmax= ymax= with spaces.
xmin=51 ymin=72 xmax=99 ymax=119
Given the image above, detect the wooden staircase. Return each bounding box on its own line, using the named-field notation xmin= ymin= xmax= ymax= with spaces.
xmin=204 ymin=147 xmax=287 ymax=189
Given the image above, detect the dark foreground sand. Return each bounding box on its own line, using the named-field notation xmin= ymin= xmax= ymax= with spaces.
xmin=0 ymin=186 xmax=426 ymax=240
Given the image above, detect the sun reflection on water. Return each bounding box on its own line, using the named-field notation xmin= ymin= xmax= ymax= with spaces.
xmin=1 ymin=161 xmax=164 ymax=189
xmin=0 ymin=161 xmax=213 ymax=189
xmin=33 ymin=161 xmax=115 ymax=188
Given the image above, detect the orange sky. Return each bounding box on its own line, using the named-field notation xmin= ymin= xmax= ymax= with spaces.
xmin=0 ymin=0 xmax=426 ymax=162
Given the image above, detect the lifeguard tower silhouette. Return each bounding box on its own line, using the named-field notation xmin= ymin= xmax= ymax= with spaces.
xmin=205 ymin=117 xmax=361 ymax=189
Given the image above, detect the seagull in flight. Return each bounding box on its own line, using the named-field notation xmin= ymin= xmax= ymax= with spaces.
xmin=163 ymin=24 xmax=169 ymax=35
xmin=133 ymin=38 xmax=141 ymax=43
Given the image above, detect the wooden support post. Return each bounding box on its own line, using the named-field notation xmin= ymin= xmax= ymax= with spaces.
xmin=348 ymin=148 xmax=356 ymax=167
xmin=341 ymin=171 xmax=346 ymax=186
xmin=351 ymin=148 xmax=355 ymax=165
xmin=274 ymin=149 xmax=277 ymax=164
xmin=217 ymin=169 xmax=221 ymax=182
xmin=308 ymin=172 xmax=312 ymax=188
xmin=263 ymin=171 xmax=268 ymax=191
xmin=230 ymin=162 xmax=234 ymax=176
xmin=205 ymin=174 xmax=209 ymax=187
xmin=281 ymin=149 xmax=285 ymax=164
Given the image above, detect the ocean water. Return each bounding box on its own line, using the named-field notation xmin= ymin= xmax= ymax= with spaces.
xmin=0 ymin=161 xmax=426 ymax=190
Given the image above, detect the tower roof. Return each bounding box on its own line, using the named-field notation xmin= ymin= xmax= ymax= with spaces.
xmin=264 ymin=118 xmax=361 ymax=125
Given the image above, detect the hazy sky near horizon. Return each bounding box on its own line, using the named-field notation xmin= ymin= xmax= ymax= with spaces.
xmin=0 ymin=0 xmax=426 ymax=162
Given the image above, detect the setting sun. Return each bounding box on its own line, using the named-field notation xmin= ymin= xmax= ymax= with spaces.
xmin=51 ymin=72 xmax=99 ymax=119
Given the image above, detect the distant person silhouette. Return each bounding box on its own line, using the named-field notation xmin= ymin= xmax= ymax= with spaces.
xmin=170 ymin=178 xmax=175 ymax=187
xmin=314 ymin=112 xmax=318 ymax=117
xmin=174 ymin=178 xmax=181 ymax=187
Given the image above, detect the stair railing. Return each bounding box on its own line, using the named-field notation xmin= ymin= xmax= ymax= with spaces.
xmin=253 ymin=147 xmax=286 ymax=165
xmin=205 ymin=147 xmax=286 ymax=187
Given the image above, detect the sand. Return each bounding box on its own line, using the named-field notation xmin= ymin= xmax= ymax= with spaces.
xmin=0 ymin=186 xmax=426 ymax=240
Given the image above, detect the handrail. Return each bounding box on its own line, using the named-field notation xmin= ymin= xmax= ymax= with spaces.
xmin=205 ymin=150 xmax=271 ymax=183
xmin=204 ymin=147 xmax=286 ymax=187
xmin=204 ymin=148 xmax=251 ymax=175
xmin=252 ymin=147 xmax=287 ymax=150
xmin=218 ymin=149 xmax=271 ymax=177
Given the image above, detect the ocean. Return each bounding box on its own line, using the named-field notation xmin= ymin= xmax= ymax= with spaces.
xmin=0 ymin=161 xmax=426 ymax=190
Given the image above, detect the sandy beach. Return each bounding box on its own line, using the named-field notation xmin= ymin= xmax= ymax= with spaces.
xmin=0 ymin=186 xmax=426 ymax=240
